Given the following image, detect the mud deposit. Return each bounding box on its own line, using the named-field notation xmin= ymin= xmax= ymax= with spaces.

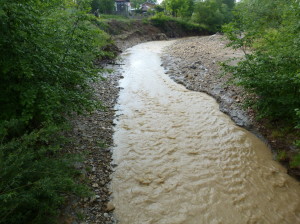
xmin=110 ymin=41 xmax=300 ymax=224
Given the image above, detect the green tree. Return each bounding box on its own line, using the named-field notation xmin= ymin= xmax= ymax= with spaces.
xmin=91 ymin=0 xmax=115 ymax=14
xmin=222 ymin=0 xmax=300 ymax=167
xmin=222 ymin=0 xmax=300 ymax=120
xmin=154 ymin=4 xmax=165 ymax=13
xmin=0 ymin=0 xmax=110 ymax=222
xmin=223 ymin=0 xmax=235 ymax=9
xmin=192 ymin=0 xmax=233 ymax=32
xmin=163 ymin=0 xmax=194 ymax=18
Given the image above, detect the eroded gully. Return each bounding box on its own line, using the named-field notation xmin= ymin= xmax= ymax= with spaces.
xmin=110 ymin=40 xmax=300 ymax=224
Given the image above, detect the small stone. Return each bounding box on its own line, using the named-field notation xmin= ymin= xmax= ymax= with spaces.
xmin=90 ymin=195 xmax=96 ymax=202
xmin=104 ymin=213 xmax=109 ymax=218
xmin=100 ymin=180 xmax=106 ymax=185
xmin=105 ymin=202 xmax=115 ymax=211
xmin=92 ymin=183 xmax=99 ymax=188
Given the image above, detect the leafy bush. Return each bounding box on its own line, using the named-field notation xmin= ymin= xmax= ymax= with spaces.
xmin=0 ymin=0 xmax=110 ymax=222
xmin=192 ymin=0 xmax=234 ymax=32
xmin=0 ymin=126 xmax=89 ymax=224
xmin=91 ymin=0 xmax=115 ymax=14
xmin=222 ymin=0 xmax=300 ymax=121
xmin=163 ymin=0 xmax=194 ymax=18
xmin=149 ymin=13 xmax=205 ymax=33
xmin=222 ymin=0 xmax=300 ymax=168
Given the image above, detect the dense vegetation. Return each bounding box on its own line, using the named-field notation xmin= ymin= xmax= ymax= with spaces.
xmin=89 ymin=0 xmax=235 ymax=32
xmin=149 ymin=13 xmax=206 ymax=34
xmin=222 ymin=0 xmax=300 ymax=166
xmin=161 ymin=0 xmax=235 ymax=32
xmin=91 ymin=0 xmax=115 ymax=14
xmin=0 ymin=0 xmax=111 ymax=223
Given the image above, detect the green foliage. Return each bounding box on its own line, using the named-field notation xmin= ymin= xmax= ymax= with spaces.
xmin=223 ymin=0 xmax=235 ymax=9
xmin=276 ymin=150 xmax=287 ymax=162
xmin=192 ymin=0 xmax=234 ymax=32
xmin=222 ymin=0 xmax=300 ymax=167
xmin=98 ymin=14 xmax=129 ymax=20
xmin=149 ymin=13 xmax=205 ymax=32
xmin=163 ymin=0 xmax=194 ymax=18
xmin=0 ymin=0 xmax=110 ymax=222
xmin=290 ymin=153 xmax=300 ymax=168
xmin=0 ymin=126 xmax=89 ymax=224
xmin=1 ymin=0 xmax=110 ymax=129
xmin=91 ymin=0 xmax=115 ymax=14
xmin=159 ymin=0 xmax=234 ymax=30
xmin=154 ymin=5 xmax=165 ymax=13
xmin=222 ymin=0 xmax=300 ymax=121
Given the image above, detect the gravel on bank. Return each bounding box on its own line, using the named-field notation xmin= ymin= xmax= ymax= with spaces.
xmin=161 ymin=35 xmax=254 ymax=129
xmin=161 ymin=35 xmax=300 ymax=178
xmin=60 ymin=64 xmax=122 ymax=224
xmin=61 ymin=34 xmax=298 ymax=223
xmin=61 ymin=35 xmax=263 ymax=224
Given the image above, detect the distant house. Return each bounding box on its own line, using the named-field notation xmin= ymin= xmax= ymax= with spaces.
xmin=115 ymin=0 xmax=131 ymax=15
xmin=141 ymin=2 xmax=156 ymax=13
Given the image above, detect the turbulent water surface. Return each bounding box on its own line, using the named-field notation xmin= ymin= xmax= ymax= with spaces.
xmin=110 ymin=41 xmax=300 ymax=224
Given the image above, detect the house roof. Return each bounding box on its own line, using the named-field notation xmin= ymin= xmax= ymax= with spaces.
xmin=141 ymin=2 xmax=156 ymax=11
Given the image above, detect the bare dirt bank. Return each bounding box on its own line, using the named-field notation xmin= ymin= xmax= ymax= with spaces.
xmin=161 ymin=35 xmax=250 ymax=128
xmin=105 ymin=19 xmax=209 ymax=51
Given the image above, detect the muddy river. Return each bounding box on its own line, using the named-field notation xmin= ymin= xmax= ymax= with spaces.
xmin=110 ymin=41 xmax=300 ymax=224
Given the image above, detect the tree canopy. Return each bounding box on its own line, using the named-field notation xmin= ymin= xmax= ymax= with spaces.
xmin=91 ymin=0 xmax=115 ymax=14
xmin=161 ymin=0 xmax=235 ymax=31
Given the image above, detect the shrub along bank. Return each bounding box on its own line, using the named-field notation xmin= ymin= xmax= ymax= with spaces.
xmin=0 ymin=2 xmax=210 ymax=222
xmin=0 ymin=0 xmax=113 ymax=223
xmin=222 ymin=0 xmax=300 ymax=171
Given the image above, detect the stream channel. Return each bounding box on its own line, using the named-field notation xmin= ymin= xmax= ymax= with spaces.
xmin=110 ymin=40 xmax=300 ymax=224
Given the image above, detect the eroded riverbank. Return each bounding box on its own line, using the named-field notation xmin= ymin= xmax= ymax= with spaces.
xmin=161 ymin=35 xmax=300 ymax=178
xmin=110 ymin=41 xmax=300 ymax=224
xmin=161 ymin=35 xmax=249 ymax=128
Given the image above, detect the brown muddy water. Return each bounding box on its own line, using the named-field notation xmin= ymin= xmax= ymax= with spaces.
xmin=110 ymin=41 xmax=300 ymax=224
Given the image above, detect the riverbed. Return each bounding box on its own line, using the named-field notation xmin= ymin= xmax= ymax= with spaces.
xmin=110 ymin=40 xmax=300 ymax=224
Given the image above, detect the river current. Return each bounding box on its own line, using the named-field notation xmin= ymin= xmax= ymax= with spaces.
xmin=110 ymin=41 xmax=300 ymax=224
